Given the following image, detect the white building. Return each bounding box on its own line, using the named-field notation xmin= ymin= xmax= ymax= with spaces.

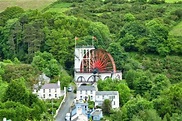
xmin=77 ymin=85 xmax=97 ymax=101
xmin=76 ymin=85 xmax=119 ymax=109
xmin=71 ymin=100 xmax=89 ymax=121
xmin=33 ymin=81 xmax=63 ymax=99
xmin=95 ymin=91 xmax=119 ymax=109
xmin=74 ymin=46 xmax=122 ymax=83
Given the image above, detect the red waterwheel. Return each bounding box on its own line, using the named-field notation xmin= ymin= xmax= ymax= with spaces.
xmin=80 ymin=49 xmax=116 ymax=73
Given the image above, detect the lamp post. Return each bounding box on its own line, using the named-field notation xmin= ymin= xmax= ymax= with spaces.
xmin=92 ymin=68 xmax=98 ymax=83
xmin=51 ymin=98 xmax=53 ymax=121
xmin=50 ymin=98 xmax=54 ymax=120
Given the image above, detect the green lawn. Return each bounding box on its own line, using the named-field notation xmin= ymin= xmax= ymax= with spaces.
xmin=169 ymin=21 xmax=182 ymax=36
xmin=165 ymin=0 xmax=182 ymax=3
xmin=45 ymin=2 xmax=73 ymax=13
xmin=0 ymin=0 xmax=57 ymax=12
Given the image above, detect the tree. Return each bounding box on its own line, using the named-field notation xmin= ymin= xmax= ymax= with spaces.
xmin=31 ymin=51 xmax=60 ymax=77
xmin=153 ymin=83 xmax=182 ymax=117
xmin=1 ymin=18 xmax=19 ymax=59
xmin=117 ymin=83 xmax=131 ymax=106
xmin=145 ymin=19 xmax=168 ymax=53
xmin=2 ymin=78 xmax=29 ymax=106
xmin=122 ymin=96 xmax=153 ymax=120
xmin=59 ymin=69 xmax=72 ymax=89
xmin=2 ymin=63 xmax=38 ymax=85
xmin=150 ymin=74 xmax=171 ymax=99
xmin=125 ymin=70 xmax=143 ymax=89
xmin=0 ymin=101 xmax=31 ymax=121
xmin=172 ymin=9 xmax=182 ymax=20
xmin=119 ymin=21 xmax=147 ymax=51
xmin=102 ymin=99 xmax=112 ymax=115
xmin=132 ymin=109 xmax=162 ymax=121
xmin=23 ymin=21 xmax=44 ymax=62
xmin=107 ymin=42 xmax=127 ymax=70
xmin=133 ymin=75 xmax=153 ymax=96
xmin=124 ymin=13 xmax=135 ymax=22
xmin=110 ymin=110 xmax=123 ymax=121
xmin=0 ymin=76 xmax=8 ymax=101
xmin=0 ymin=6 xmax=24 ymax=26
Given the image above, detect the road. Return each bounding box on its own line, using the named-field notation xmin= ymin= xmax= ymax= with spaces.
xmin=55 ymin=92 xmax=75 ymax=121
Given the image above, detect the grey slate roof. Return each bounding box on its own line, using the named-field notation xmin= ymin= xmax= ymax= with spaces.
xmin=41 ymin=83 xmax=59 ymax=89
xmin=77 ymin=85 xmax=96 ymax=91
xmin=96 ymin=91 xmax=118 ymax=95
xmin=38 ymin=73 xmax=50 ymax=83
xmin=91 ymin=109 xmax=102 ymax=116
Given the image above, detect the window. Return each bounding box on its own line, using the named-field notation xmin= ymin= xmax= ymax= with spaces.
xmin=80 ymin=96 xmax=82 ymax=99
xmin=85 ymin=90 xmax=87 ymax=94
xmin=109 ymin=96 xmax=115 ymax=100
xmin=80 ymin=91 xmax=82 ymax=94
xmin=91 ymin=90 xmax=93 ymax=94
xmin=43 ymin=89 xmax=45 ymax=93
xmin=49 ymin=94 xmax=51 ymax=97
xmin=102 ymin=95 xmax=104 ymax=100
xmin=55 ymin=89 xmax=57 ymax=92
xmin=49 ymin=89 xmax=51 ymax=93
xmin=113 ymin=101 xmax=115 ymax=105
xmin=43 ymin=94 xmax=45 ymax=98
xmin=55 ymin=94 xmax=57 ymax=98
xmin=91 ymin=96 xmax=93 ymax=100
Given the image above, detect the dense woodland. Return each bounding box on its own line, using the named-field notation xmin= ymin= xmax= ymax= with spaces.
xmin=0 ymin=0 xmax=182 ymax=120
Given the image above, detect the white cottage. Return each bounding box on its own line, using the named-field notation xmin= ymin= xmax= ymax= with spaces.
xmin=95 ymin=91 xmax=119 ymax=108
xmin=77 ymin=85 xmax=97 ymax=101
xmin=76 ymin=85 xmax=119 ymax=109
xmin=33 ymin=81 xmax=62 ymax=99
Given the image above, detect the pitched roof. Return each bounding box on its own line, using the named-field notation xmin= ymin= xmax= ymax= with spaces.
xmin=77 ymin=85 xmax=96 ymax=91
xmin=38 ymin=73 xmax=50 ymax=83
xmin=91 ymin=109 xmax=102 ymax=116
xmin=41 ymin=83 xmax=60 ymax=89
xmin=96 ymin=91 xmax=118 ymax=95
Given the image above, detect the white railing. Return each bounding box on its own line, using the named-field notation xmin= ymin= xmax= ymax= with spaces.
xmin=54 ymin=87 xmax=67 ymax=119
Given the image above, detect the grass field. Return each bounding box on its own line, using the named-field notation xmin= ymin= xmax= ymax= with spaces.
xmin=169 ymin=21 xmax=182 ymax=36
xmin=0 ymin=0 xmax=57 ymax=12
xmin=45 ymin=2 xmax=73 ymax=13
xmin=165 ymin=0 xmax=182 ymax=3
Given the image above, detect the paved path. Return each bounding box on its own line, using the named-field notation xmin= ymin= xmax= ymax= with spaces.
xmin=55 ymin=92 xmax=75 ymax=121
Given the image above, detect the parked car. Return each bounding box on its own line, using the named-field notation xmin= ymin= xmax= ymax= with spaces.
xmin=65 ymin=113 xmax=71 ymax=121
xmin=67 ymin=86 xmax=72 ymax=92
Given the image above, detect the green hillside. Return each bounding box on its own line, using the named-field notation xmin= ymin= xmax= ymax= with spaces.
xmin=45 ymin=2 xmax=73 ymax=13
xmin=0 ymin=0 xmax=56 ymax=12
xmin=169 ymin=21 xmax=182 ymax=36
xmin=0 ymin=0 xmax=182 ymax=120
xmin=165 ymin=0 xmax=182 ymax=2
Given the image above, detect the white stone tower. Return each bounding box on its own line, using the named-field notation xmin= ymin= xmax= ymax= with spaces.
xmin=74 ymin=45 xmax=95 ymax=73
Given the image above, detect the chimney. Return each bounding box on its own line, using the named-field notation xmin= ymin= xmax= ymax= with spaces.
xmin=57 ymin=80 xmax=60 ymax=87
